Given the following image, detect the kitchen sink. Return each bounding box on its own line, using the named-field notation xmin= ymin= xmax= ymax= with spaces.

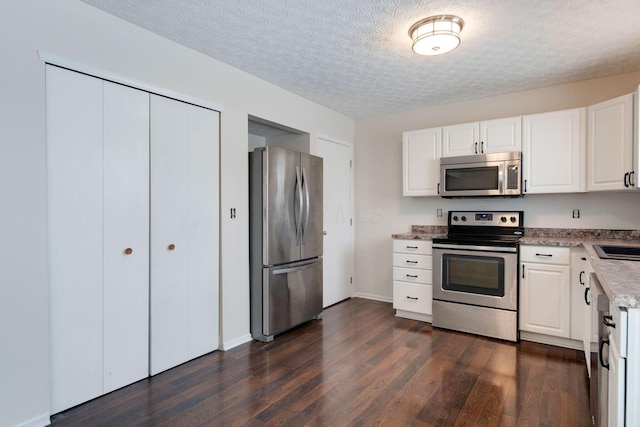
xmin=593 ymin=244 xmax=640 ymax=261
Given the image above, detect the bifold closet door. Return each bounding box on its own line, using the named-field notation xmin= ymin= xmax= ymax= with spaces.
xmin=150 ymin=95 xmax=220 ymax=375
xmin=102 ymin=81 xmax=150 ymax=394
xmin=47 ymin=65 xmax=149 ymax=413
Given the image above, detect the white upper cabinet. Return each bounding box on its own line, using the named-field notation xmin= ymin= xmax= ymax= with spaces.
xmin=522 ymin=108 xmax=586 ymax=194
xmin=587 ymin=93 xmax=634 ymax=191
xmin=402 ymin=127 xmax=442 ymax=196
xmin=442 ymin=116 xmax=522 ymax=157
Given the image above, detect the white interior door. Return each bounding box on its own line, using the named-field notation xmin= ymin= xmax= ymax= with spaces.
xmin=102 ymin=81 xmax=150 ymax=393
xmin=150 ymin=95 xmax=220 ymax=375
xmin=47 ymin=65 xmax=104 ymax=413
xmin=150 ymin=95 xmax=190 ymax=375
xmin=317 ymin=136 xmax=353 ymax=307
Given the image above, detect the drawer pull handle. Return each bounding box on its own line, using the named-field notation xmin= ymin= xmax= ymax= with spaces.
xmin=406 ymin=296 xmax=418 ymax=300
xmin=579 ymin=271 xmax=585 ymax=285
xmin=603 ymin=315 xmax=616 ymax=329
xmin=584 ymin=287 xmax=590 ymax=305
xmin=406 ymin=246 xmax=418 ymax=249
xmin=406 ymin=260 xmax=418 ymax=264
xmin=535 ymin=253 xmax=553 ymax=257
xmin=406 ymin=274 xmax=418 ymax=278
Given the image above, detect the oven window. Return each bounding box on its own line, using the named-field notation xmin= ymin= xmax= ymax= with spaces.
xmin=442 ymin=254 xmax=505 ymax=297
xmin=444 ymin=166 xmax=499 ymax=191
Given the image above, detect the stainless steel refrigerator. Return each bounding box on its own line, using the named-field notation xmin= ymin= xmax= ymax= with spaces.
xmin=249 ymin=146 xmax=323 ymax=342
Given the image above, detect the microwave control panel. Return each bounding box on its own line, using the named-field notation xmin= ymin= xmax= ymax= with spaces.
xmin=506 ymin=164 xmax=519 ymax=189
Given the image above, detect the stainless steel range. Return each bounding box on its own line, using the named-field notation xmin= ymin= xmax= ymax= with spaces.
xmin=432 ymin=211 xmax=524 ymax=342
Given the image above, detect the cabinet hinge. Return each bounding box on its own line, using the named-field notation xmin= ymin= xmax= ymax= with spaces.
xmin=350 ymin=160 xmax=352 ymax=168
xmin=350 ymin=276 xmax=353 ymax=284
xmin=350 ymin=218 xmax=353 ymax=226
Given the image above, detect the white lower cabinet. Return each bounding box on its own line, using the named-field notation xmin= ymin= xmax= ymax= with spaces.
xmin=392 ymin=240 xmax=432 ymax=321
xmin=520 ymin=246 xmax=571 ymax=338
xmin=47 ymin=66 xmax=220 ymax=413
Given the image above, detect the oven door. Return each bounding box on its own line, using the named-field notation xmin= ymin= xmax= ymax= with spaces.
xmin=440 ymin=160 xmax=505 ymax=197
xmin=432 ymin=245 xmax=517 ymax=311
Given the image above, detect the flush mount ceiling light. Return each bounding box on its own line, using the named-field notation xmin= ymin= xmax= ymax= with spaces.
xmin=409 ymin=15 xmax=464 ymax=56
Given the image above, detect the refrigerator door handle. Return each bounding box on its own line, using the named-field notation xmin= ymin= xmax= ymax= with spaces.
xmin=272 ymin=260 xmax=317 ymax=275
xmin=295 ymin=166 xmax=303 ymax=246
xmin=301 ymin=167 xmax=310 ymax=245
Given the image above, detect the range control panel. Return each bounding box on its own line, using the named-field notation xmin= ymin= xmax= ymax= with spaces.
xmin=448 ymin=211 xmax=523 ymax=227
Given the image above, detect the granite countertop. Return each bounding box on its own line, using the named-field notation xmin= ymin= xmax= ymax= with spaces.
xmin=393 ymin=226 xmax=640 ymax=309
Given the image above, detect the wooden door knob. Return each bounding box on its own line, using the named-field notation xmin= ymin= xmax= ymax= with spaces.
xmin=168 ymin=244 xmax=176 ymax=251
xmin=124 ymin=248 xmax=133 ymax=255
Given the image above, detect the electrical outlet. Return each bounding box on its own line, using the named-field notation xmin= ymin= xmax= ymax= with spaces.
xmin=437 ymin=208 xmax=443 ymax=217
xmin=230 ymin=208 xmax=236 ymax=219
xmin=572 ymin=209 xmax=580 ymax=219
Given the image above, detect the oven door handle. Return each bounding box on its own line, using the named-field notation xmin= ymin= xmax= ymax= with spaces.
xmin=432 ymin=243 xmax=517 ymax=253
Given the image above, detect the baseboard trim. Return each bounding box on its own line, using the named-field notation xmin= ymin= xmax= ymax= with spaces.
xmin=14 ymin=413 xmax=50 ymax=427
xmin=353 ymin=292 xmax=392 ymax=304
xmin=520 ymin=331 xmax=583 ymax=351
xmin=222 ymin=334 xmax=253 ymax=351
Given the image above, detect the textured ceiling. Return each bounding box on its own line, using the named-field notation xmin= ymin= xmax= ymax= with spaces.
xmin=80 ymin=0 xmax=640 ymax=119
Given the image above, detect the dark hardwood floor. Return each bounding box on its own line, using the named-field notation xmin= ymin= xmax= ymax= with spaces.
xmin=51 ymin=298 xmax=592 ymax=426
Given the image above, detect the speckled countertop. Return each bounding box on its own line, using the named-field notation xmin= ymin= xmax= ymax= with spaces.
xmin=393 ymin=226 xmax=640 ymax=309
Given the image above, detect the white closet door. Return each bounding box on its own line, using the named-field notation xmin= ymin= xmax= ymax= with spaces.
xmin=47 ymin=65 xmax=104 ymax=413
xmin=185 ymin=104 xmax=220 ymax=359
xmin=150 ymin=95 xmax=220 ymax=375
xmin=102 ymin=82 xmax=150 ymax=393
xmin=150 ymin=95 xmax=190 ymax=375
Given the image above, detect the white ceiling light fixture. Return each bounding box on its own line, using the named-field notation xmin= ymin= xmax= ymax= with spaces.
xmin=409 ymin=15 xmax=464 ymax=56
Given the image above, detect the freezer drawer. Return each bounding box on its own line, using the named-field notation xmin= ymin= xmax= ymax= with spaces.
xmin=252 ymin=258 xmax=323 ymax=342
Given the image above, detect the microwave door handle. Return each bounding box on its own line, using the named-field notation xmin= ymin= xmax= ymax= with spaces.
xmin=498 ymin=163 xmax=505 ymax=194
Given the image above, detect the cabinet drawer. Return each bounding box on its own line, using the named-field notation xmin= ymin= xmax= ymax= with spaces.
xmin=393 ymin=267 xmax=432 ymax=285
xmin=393 ymin=253 xmax=432 ymax=269
xmin=393 ymin=239 xmax=432 ymax=255
xmin=393 ymin=282 xmax=432 ymax=314
xmin=520 ymin=245 xmax=570 ymax=265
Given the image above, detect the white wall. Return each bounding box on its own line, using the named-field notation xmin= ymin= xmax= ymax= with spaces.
xmin=0 ymin=1 xmax=353 ymax=426
xmin=354 ymin=72 xmax=640 ymax=302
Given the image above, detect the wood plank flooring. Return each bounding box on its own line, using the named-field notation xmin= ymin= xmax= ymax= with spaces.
xmin=51 ymin=298 xmax=592 ymax=426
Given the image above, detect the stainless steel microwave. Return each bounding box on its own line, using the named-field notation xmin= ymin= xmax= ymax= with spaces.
xmin=439 ymin=152 xmax=522 ymax=198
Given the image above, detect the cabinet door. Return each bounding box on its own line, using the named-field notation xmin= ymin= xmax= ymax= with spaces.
xmin=442 ymin=122 xmax=478 ymax=157
xmin=102 ymin=82 xmax=150 ymax=393
xmin=522 ymin=109 xmax=585 ymax=194
xmin=47 ymin=65 xmax=104 ymax=414
xmin=520 ymin=263 xmax=571 ymax=337
xmin=608 ymin=337 xmax=626 ymax=427
xmin=587 ymin=93 xmax=633 ymax=191
xmin=150 ymin=95 xmax=220 ymax=375
xmin=570 ymin=250 xmax=588 ymax=342
xmin=402 ymin=128 xmax=441 ymax=196
xmin=480 ymin=116 xmax=522 ymax=153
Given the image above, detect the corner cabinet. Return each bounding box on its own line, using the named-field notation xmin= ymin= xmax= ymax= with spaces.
xmin=519 ymin=246 xmax=571 ymax=338
xmin=587 ymin=93 xmax=634 ymax=191
xmin=47 ymin=65 xmax=220 ymax=413
xmin=392 ymin=239 xmax=433 ymax=322
xmin=522 ymin=108 xmax=586 ymax=194
xmin=402 ymin=128 xmax=441 ymax=196
xmin=442 ymin=116 xmax=522 ymax=157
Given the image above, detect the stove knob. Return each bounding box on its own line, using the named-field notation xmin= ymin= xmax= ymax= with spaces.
xmin=461 ymin=215 xmax=467 ymax=222
xmin=510 ymin=216 xmax=517 ymax=223
xmin=452 ymin=215 xmax=458 ymax=221
xmin=501 ymin=216 xmax=507 ymax=223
